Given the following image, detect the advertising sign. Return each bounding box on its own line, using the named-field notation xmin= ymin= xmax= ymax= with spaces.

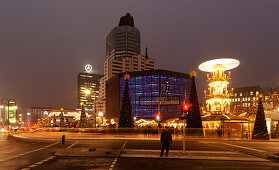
xmin=139 ymin=96 xmax=181 ymax=106
xmin=5 ymin=106 xmax=16 ymax=124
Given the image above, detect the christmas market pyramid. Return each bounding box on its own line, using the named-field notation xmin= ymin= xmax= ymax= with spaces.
xmin=119 ymin=73 xmax=134 ymax=128
xmin=252 ymin=96 xmax=269 ymax=139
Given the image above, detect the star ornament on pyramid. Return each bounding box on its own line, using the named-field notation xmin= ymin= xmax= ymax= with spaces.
xmin=190 ymin=71 xmax=197 ymax=77
xmin=124 ymin=73 xmax=130 ymax=80
xmin=258 ymin=94 xmax=263 ymax=99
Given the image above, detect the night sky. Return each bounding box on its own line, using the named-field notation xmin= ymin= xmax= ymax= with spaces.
xmin=1 ymin=0 xmax=279 ymax=109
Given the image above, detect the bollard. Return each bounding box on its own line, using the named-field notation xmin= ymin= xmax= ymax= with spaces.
xmin=62 ymin=135 xmax=65 ymax=145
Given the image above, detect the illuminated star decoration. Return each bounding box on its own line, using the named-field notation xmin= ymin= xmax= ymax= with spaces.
xmin=124 ymin=73 xmax=130 ymax=80
xmin=258 ymin=94 xmax=263 ymax=99
xmin=190 ymin=71 xmax=197 ymax=77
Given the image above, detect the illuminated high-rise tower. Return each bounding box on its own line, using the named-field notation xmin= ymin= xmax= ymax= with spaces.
xmin=104 ymin=13 xmax=155 ymax=80
xmin=98 ymin=13 xmax=156 ymax=115
xmin=199 ymin=58 xmax=240 ymax=113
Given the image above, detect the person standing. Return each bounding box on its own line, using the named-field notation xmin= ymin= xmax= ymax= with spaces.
xmin=160 ymin=128 xmax=172 ymax=157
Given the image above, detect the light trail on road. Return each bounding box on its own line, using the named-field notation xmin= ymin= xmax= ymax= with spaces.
xmin=221 ymin=142 xmax=267 ymax=153
xmin=0 ymin=141 xmax=59 ymax=162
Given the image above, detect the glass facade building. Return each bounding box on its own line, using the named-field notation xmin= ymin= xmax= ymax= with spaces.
xmin=106 ymin=69 xmax=191 ymax=120
xmin=77 ymin=73 xmax=103 ymax=112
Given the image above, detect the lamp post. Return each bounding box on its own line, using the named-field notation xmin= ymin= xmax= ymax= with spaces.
xmin=84 ymin=88 xmax=97 ymax=128
xmin=0 ymin=98 xmax=17 ymax=130
xmin=98 ymin=112 xmax=104 ymax=126
xmin=157 ymin=81 xmax=170 ymax=123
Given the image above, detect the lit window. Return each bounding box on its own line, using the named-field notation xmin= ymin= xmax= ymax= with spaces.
xmin=253 ymin=97 xmax=256 ymax=100
xmin=245 ymin=97 xmax=247 ymax=101
xmin=232 ymin=99 xmax=234 ymax=102
xmin=250 ymin=91 xmax=253 ymax=96
xmin=235 ymin=93 xmax=237 ymax=97
xmin=256 ymin=91 xmax=259 ymax=95
xmin=238 ymin=98 xmax=240 ymax=101
xmin=248 ymin=97 xmax=250 ymax=101
xmin=240 ymin=93 xmax=243 ymax=97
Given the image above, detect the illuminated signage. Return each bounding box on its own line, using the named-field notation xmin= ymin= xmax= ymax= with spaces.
xmin=139 ymin=96 xmax=180 ymax=106
xmin=85 ymin=64 xmax=93 ymax=73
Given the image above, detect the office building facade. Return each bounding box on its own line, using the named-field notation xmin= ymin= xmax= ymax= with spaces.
xmin=231 ymin=86 xmax=261 ymax=114
xmin=104 ymin=13 xmax=156 ymax=80
xmin=230 ymin=86 xmax=278 ymax=114
xmin=99 ymin=13 xmax=156 ymax=114
xmin=78 ymin=72 xmax=103 ymax=113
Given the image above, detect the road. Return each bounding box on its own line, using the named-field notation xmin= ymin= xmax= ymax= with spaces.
xmin=1 ymin=133 xmax=279 ymax=170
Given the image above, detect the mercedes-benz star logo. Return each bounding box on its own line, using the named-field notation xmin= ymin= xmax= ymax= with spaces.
xmin=85 ymin=64 xmax=93 ymax=72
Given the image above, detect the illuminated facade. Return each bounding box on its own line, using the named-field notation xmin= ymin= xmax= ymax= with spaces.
xmin=0 ymin=100 xmax=17 ymax=125
xmin=77 ymin=72 xmax=103 ymax=113
xmin=199 ymin=58 xmax=240 ymax=114
xmin=231 ymin=86 xmax=279 ymax=114
xmin=106 ymin=69 xmax=191 ymax=120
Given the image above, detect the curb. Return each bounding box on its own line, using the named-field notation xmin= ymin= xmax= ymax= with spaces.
xmin=9 ymin=133 xmax=279 ymax=142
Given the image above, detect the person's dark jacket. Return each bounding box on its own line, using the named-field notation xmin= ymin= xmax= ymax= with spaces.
xmin=161 ymin=130 xmax=172 ymax=144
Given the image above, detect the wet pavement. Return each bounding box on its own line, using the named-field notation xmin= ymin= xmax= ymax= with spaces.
xmin=1 ymin=133 xmax=279 ymax=169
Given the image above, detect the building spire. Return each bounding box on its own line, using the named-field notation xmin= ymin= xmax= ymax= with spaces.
xmin=145 ymin=47 xmax=149 ymax=59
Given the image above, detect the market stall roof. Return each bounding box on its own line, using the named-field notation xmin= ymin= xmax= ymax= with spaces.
xmin=198 ymin=58 xmax=240 ymax=72
xmin=135 ymin=119 xmax=154 ymax=123
xmin=202 ymin=113 xmax=249 ymax=122
xmin=265 ymin=112 xmax=279 ymax=121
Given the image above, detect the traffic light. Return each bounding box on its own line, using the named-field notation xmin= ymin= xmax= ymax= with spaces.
xmin=181 ymin=103 xmax=190 ymax=119
xmin=183 ymin=104 xmax=190 ymax=112
xmin=156 ymin=114 xmax=160 ymax=121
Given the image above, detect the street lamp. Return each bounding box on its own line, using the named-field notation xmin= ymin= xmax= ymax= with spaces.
xmin=98 ymin=112 xmax=104 ymax=117
xmin=84 ymin=88 xmax=97 ymax=128
xmin=84 ymin=89 xmax=91 ymax=95
xmin=98 ymin=112 xmax=104 ymax=126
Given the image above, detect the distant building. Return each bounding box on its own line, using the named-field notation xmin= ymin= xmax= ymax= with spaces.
xmin=99 ymin=13 xmax=156 ymax=115
xmin=105 ymin=69 xmax=191 ymax=120
xmin=231 ymin=86 xmax=277 ymax=114
xmin=263 ymin=91 xmax=279 ymax=112
xmin=231 ymin=86 xmax=261 ymax=114
xmin=25 ymin=106 xmax=80 ymax=127
xmin=77 ymin=66 xmax=103 ymax=113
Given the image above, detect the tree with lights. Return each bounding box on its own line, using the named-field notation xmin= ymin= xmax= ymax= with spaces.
xmin=80 ymin=102 xmax=88 ymax=128
xmin=119 ymin=73 xmax=134 ymax=128
xmin=252 ymin=96 xmax=269 ymax=139
xmin=186 ymin=71 xmax=204 ymax=136
xmin=59 ymin=108 xmax=65 ymax=127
